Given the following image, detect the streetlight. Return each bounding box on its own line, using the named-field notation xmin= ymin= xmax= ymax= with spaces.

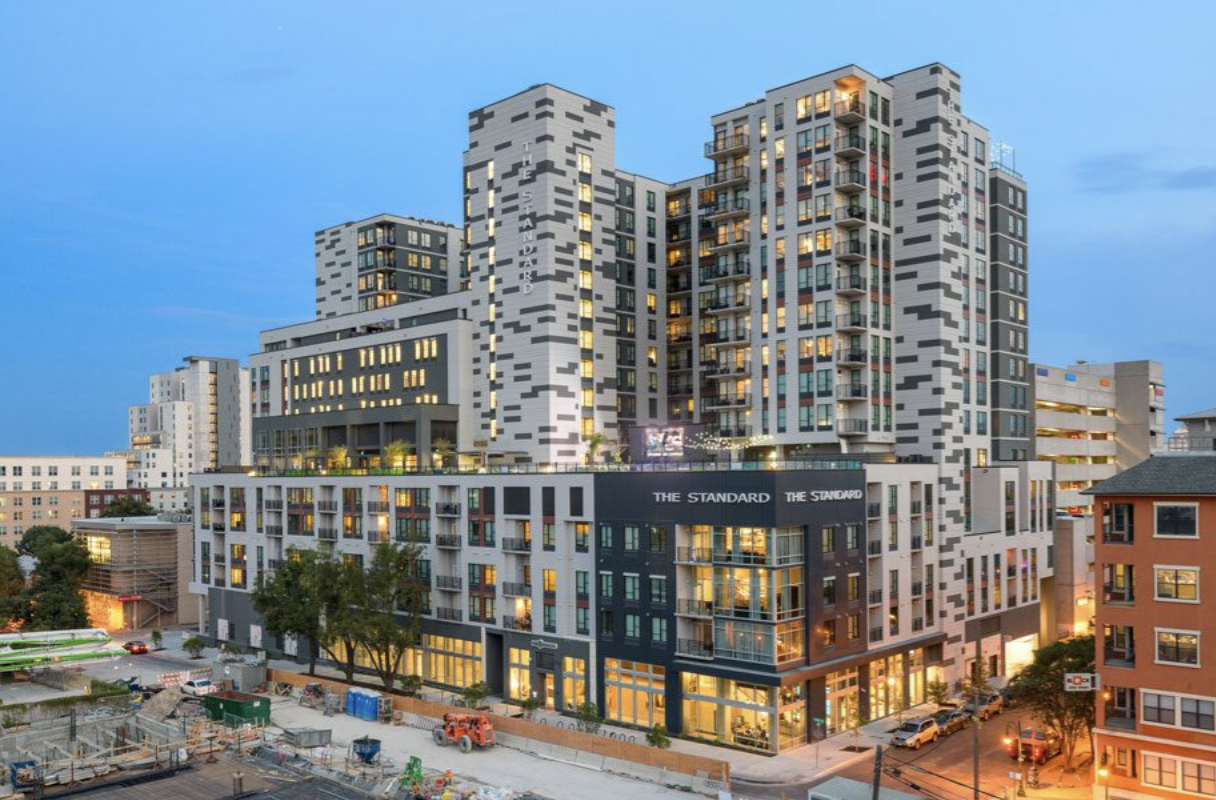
xmin=1003 ymin=720 xmax=1026 ymax=797
xmin=1098 ymin=767 xmax=1110 ymax=800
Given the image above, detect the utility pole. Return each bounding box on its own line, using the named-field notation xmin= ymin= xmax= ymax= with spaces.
xmin=974 ymin=639 xmax=982 ymax=800
xmin=872 ymin=744 xmax=884 ymax=800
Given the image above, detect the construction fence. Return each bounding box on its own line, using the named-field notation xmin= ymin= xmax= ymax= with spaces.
xmin=267 ymin=669 xmax=731 ymax=790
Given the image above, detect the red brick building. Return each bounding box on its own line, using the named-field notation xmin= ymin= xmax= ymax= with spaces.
xmin=1089 ymin=454 xmax=1216 ymax=800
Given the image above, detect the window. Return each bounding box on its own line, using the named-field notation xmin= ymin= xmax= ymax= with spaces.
xmin=1182 ymin=697 xmax=1216 ymax=731
xmin=650 ymin=576 xmax=668 ymax=605
xmin=820 ymin=526 xmax=834 ymax=553
xmin=823 ymin=577 xmax=836 ymax=606
xmin=1156 ymin=503 xmax=1198 ymax=537
xmin=1182 ymin=760 xmax=1216 ymax=795
xmin=625 ymin=613 xmax=641 ymax=639
xmin=1144 ymin=755 xmax=1177 ymax=789
xmin=1157 ymin=629 xmax=1200 ymax=666
xmin=651 ymin=617 xmax=668 ymax=643
xmin=624 ymin=525 xmax=639 ymax=550
xmin=623 ymin=574 xmax=639 ymax=601
xmin=599 ymin=524 xmax=613 ymax=548
xmin=649 ymin=525 xmax=667 ymax=552
xmin=599 ymin=572 xmax=613 ymax=598
xmin=1155 ymin=567 xmax=1199 ymax=602
xmin=1143 ymin=691 xmax=1175 ymax=724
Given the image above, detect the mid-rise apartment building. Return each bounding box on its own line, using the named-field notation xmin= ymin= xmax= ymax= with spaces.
xmin=1034 ymin=360 xmax=1165 ymax=514
xmin=127 ymin=356 xmax=251 ymax=510
xmin=314 ymin=214 xmax=463 ymax=319
xmin=1090 ymin=454 xmax=1216 ymax=800
xmin=191 ymin=63 xmax=1055 ymax=754
xmin=0 ymin=455 xmax=128 ymax=544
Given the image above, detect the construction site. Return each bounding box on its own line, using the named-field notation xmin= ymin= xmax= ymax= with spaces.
xmin=0 ymin=633 xmax=730 ymax=800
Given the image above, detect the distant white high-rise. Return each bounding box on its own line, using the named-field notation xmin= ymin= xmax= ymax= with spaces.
xmin=127 ymin=356 xmax=250 ymax=508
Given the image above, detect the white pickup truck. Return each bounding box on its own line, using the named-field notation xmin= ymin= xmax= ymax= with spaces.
xmin=181 ymin=679 xmax=217 ymax=696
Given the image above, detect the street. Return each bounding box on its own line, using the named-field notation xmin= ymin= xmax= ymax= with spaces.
xmin=735 ymin=708 xmax=1095 ymax=800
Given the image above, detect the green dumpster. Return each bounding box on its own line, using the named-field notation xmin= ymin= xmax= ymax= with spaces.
xmin=203 ymin=690 xmax=270 ymax=726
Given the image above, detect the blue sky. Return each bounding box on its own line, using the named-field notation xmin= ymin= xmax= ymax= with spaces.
xmin=2 ymin=1 xmax=1214 ymax=454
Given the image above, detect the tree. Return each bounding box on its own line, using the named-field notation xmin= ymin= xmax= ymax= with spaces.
xmin=959 ymin=659 xmax=993 ymax=698
xmin=25 ymin=538 xmax=91 ymax=630
xmin=252 ymin=549 xmax=330 ymax=675
xmin=576 ymin=701 xmax=603 ymax=734
xmin=519 ymin=695 xmax=541 ymax=720
xmin=584 ymin=431 xmax=610 ymax=465
xmin=17 ymin=526 xmax=72 ymax=558
xmin=100 ymin=496 xmax=158 ymax=518
xmin=431 ymin=438 xmax=455 ymax=468
xmin=646 ymin=723 xmax=672 ymax=749
xmin=0 ymin=546 xmax=24 ymax=630
xmin=1005 ymin=635 xmax=1096 ymax=772
xmin=926 ymin=680 xmax=951 ymax=707
xmin=183 ymin=635 xmax=206 ymax=658
xmin=383 ymin=439 xmax=415 ymax=470
xmin=360 ymin=543 xmax=426 ymax=691
xmin=319 ymin=558 xmax=366 ymax=683
xmin=326 ymin=445 xmax=348 ymax=470
xmin=150 ymin=629 xmax=163 ymax=651
xmin=463 ymin=681 xmax=491 ymax=710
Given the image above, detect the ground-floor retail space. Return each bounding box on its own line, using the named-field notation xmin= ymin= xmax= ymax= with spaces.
xmin=598 ymin=643 xmax=942 ymax=754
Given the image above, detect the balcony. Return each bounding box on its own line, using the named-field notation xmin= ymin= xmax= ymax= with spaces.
xmin=834 ymin=205 xmax=868 ymax=229
xmin=265 ymin=524 xmax=283 ymax=537
xmin=264 ymin=500 xmax=283 ymax=511
xmin=1104 ymin=648 xmax=1135 ymax=668
xmin=911 ymin=617 xmax=925 ymax=632
xmin=714 ymin=328 xmax=752 ymax=347
xmin=318 ymin=527 xmax=337 ymax=540
xmin=836 ymin=383 xmax=868 ymax=401
xmin=435 ymin=534 xmax=462 ymax=549
xmin=436 ymin=607 xmax=462 ymax=622
xmin=704 ymin=295 xmax=750 ymax=314
xmin=836 ymin=311 xmax=869 ymax=331
xmin=713 ymin=548 xmax=803 ymax=567
xmin=1103 ymin=526 xmax=1134 ymax=545
xmin=912 ymin=581 xmax=924 ymax=596
xmin=213 ymin=555 xmax=226 ymax=566
xmin=704 ymin=165 xmax=750 ymax=189
xmin=668 ymin=201 xmax=691 ymax=219
xmin=502 ymin=581 xmax=532 ymax=597
xmin=211 ymin=523 xmax=225 ymax=533
xmin=705 ymin=133 xmax=750 ymax=158
xmin=717 ymin=426 xmax=750 ymax=438
xmin=676 ymin=547 xmax=712 ymax=564
xmin=706 ymin=361 xmax=752 ymax=379
xmin=676 ymin=599 xmax=712 ymax=617
xmin=911 ymin=501 xmax=924 ymax=515
xmin=835 ymin=134 xmax=867 ymax=157
xmin=317 ymin=500 xmax=337 ymax=512
xmin=867 ymin=539 xmax=883 ymax=556
xmin=1103 ymin=583 xmax=1134 ymax=605
xmin=703 ymin=196 xmax=751 ymax=220
xmin=708 ymin=232 xmax=751 ymax=253
xmin=1104 ymin=700 xmax=1137 ymax=730
xmin=868 ymin=589 xmax=883 ymax=605
xmin=436 ymin=502 xmax=462 ymax=517
xmin=502 ymin=538 xmax=531 ymax=553
xmin=835 ymin=274 xmax=868 ymax=294
xmin=703 ymin=258 xmax=751 ymax=282
xmin=267 ymin=559 xmax=282 ymax=570
xmin=835 ymin=98 xmax=867 ymax=122
xmin=835 ymin=169 xmax=867 ymax=192
xmin=677 ymin=639 xmax=714 ymax=659
xmin=839 ymin=348 xmax=869 ymax=365
xmin=704 ymin=392 xmax=752 ymax=410
xmin=366 ymin=501 xmax=389 ymax=514
xmin=502 ymin=614 xmax=531 ymax=631
xmin=838 ymin=418 xmax=870 ymax=436
xmin=210 ymin=499 xmax=225 ymax=510
xmin=869 ymin=626 xmax=884 ymax=643
xmin=835 ymin=239 xmax=867 ymax=261
xmin=435 ymin=575 xmax=463 ymax=592
xmin=911 ymin=535 xmax=923 ymax=551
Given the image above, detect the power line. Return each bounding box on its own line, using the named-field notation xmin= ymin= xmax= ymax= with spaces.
xmin=884 ymin=759 xmax=1005 ymax=800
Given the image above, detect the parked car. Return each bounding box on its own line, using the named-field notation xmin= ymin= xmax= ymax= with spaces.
xmin=961 ymin=692 xmax=1003 ymax=720
xmin=891 ymin=717 xmax=940 ymax=749
xmin=181 ymin=679 xmax=215 ymax=696
xmin=1004 ymin=728 xmax=1061 ymax=764
xmin=932 ymin=708 xmax=970 ymax=735
xmin=122 ymin=640 xmax=149 ymax=655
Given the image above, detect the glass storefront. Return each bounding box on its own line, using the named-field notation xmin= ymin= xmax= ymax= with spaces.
xmin=825 ymin=668 xmax=860 ymax=735
xmin=681 ymin=671 xmax=793 ymax=753
xmin=562 ymin=657 xmax=586 ymax=712
xmin=605 ymin=659 xmax=666 ymax=728
xmin=508 ymin=647 xmax=531 ymax=701
xmin=423 ymin=634 xmax=482 ymax=688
